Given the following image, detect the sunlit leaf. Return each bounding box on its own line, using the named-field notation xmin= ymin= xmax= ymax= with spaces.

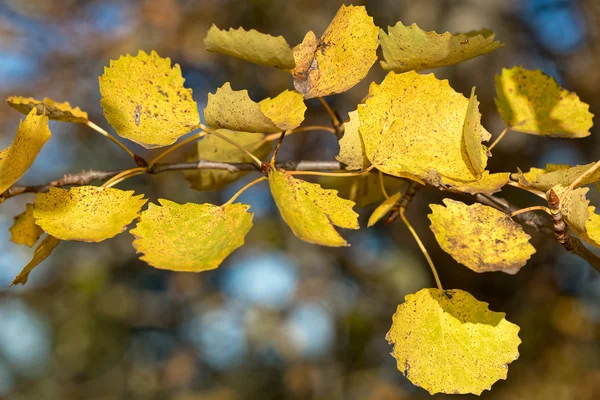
xmin=336 ymin=110 xmax=370 ymax=170
xmin=425 ymin=171 xmax=511 ymax=195
xmin=6 ymin=96 xmax=88 ymax=123
xmin=464 ymin=88 xmax=491 ymax=176
xmin=367 ymin=192 xmax=401 ymax=227
xmin=291 ymin=5 xmax=378 ymax=98
xmin=11 ymin=235 xmax=60 ymax=286
xmin=269 ymin=169 xmax=359 ymax=246
xmin=0 ymin=109 xmax=51 ymax=194
xmin=549 ymin=185 xmax=600 ymax=247
xmin=130 ymin=200 xmax=253 ymax=271
xmin=429 ymin=199 xmax=535 ymax=274
xmin=204 ymin=83 xmax=306 ymax=133
xmin=516 ymin=162 xmax=600 ymax=191
xmin=380 ymin=23 xmax=503 ymax=72
xmin=387 ymin=288 xmax=521 ymax=395
xmin=99 ymin=50 xmax=200 ymax=148
xmin=33 ymin=186 xmax=147 ymax=242
xmin=495 ymin=67 xmax=593 ymax=137
xmin=9 ymin=203 xmax=43 ymax=247
xmin=319 ymin=173 xmax=405 ymax=208
xmin=184 ymin=130 xmax=272 ymax=191
xmin=204 ymin=25 xmax=295 ymax=70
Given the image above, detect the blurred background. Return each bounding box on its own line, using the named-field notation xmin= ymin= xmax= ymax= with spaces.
xmin=1 ymin=0 xmax=599 ymax=398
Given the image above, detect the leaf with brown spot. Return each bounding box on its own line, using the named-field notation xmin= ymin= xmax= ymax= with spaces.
xmin=9 ymin=203 xmax=43 ymax=247
xmin=6 ymin=96 xmax=88 ymax=123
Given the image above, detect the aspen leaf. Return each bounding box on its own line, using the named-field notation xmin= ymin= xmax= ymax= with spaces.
xmin=495 ymin=67 xmax=593 ymax=137
xmin=429 ymin=199 xmax=535 ymax=273
xmin=99 ymin=50 xmax=200 ymax=149
xmin=464 ymin=88 xmax=492 ymax=176
xmin=380 ymin=23 xmax=503 ymax=72
xmin=33 ymin=186 xmax=147 ymax=242
xmin=204 ymin=25 xmax=295 ymax=70
xmin=367 ymin=192 xmax=401 ymax=227
xmin=549 ymin=185 xmax=600 ymax=247
xmin=204 ymin=83 xmax=306 ymax=133
xmin=516 ymin=162 xmax=600 ymax=191
xmin=130 ymin=200 xmax=253 ymax=271
xmin=387 ymin=288 xmax=521 ymax=395
xmin=11 ymin=235 xmax=60 ymax=286
xmin=290 ymin=5 xmax=379 ymax=99
xmin=6 ymin=96 xmax=88 ymax=123
xmin=269 ymin=169 xmax=359 ymax=246
xmin=9 ymin=203 xmax=43 ymax=247
xmin=336 ymin=110 xmax=370 ymax=170
xmin=320 ymin=173 xmax=405 ymax=208
xmin=359 ymin=71 xmax=490 ymax=183
xmin=0 ymin=109 xmax=51 ymax=194
xmin=184 ymin=130 xmax=272 ymax=191
xmin=425 ymin=171 xmax=511 ymax=196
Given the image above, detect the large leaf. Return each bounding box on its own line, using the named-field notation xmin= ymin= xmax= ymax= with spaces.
xmin=269 ymin=169 xmax=359 ymax=246
xmin=33 ymin=186 xmax=147 ymax=242
xmin=204 ymin=25 xmax=295 ymax=70
xmin=429 ymin=199 xmax=535 ymax=274
xmin=11 ymin=235 xmax=60 ymax=286
xmin=99 ymin=50 xmax=200 ymax=148
xmin=516 ymin=162 xmax=600 ymax=191
xmin=380 ymin=23 xmax=503 ymax=72
xmin=6 ymin=96 xmax=88 ymax=123
xmin=336 ymin=110 xmax=370 ymax=170
xmin=290 ymin=5 xmax=378 ymax=98
xmin=387 ymin=288 xmax=521 ymax=395
xmin=130 ymin=200 xmax=253 ymax=271
xmin=204 ymin=83 xmax=305 ymax=133
xmin=9 ymin=203 xmax=43 ymax=247
xmin=0 ymin=109 xmax=51 ymax=194
xmin=495 ymin=67 xmax=593 ymax=137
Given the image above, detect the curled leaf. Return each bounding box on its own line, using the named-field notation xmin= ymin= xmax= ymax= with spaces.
xmin=549 ymin=185 xmax=600 ymax=247
xmin=425 ymin=171 xmax=511 ymax=195
xmin=336 ymin=110 xmax=370 ymax=170
xmin=9 ymin=203 xmax=43 ymax=247
xmin=11 ymin=235 xmax=60 ymax=286
xmin=463 ymin=88 xmax=491 ymax=176
xmin=6 ymin=96 xmax=88 ymax=123
xmin=130 ymin=200 xmax=253 ymax=271
xmin=367 ymin=192 xmax=401 ymax=227
xmin=516 ymin=162 xmax=600 ymax=192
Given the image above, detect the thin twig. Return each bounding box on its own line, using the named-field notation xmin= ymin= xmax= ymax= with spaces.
xmin=510 ymin=206 xmax=552 ymax=218
xmin=148 ymin=132 xmax=206 ymax=167
xmin=488 ymin=127 xmax=509 ymax=151
xmin=200 ymin=123 xmax=263 ymax=167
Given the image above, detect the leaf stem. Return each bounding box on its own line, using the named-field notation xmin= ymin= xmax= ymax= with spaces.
xmin=200 ymin=123 xmax=263 ymax=167
xmin=488 ymin=127 xmax=509 ymax=151
xmin=270 ymin=130 xmax=288 ymax=167
xmin=508 ymin=181 xmax=547 ymax=199
xmin=223 ymin=177 xmax=267 ymax=206
xmin=317 ymin=97 xmax=341 ymax=127
xmin=101 ymin=167 xmax=146 ymax=188
xmin=379 ymin=170 xmax=389 ymax=198
xmin=510 ymin=205 xmax=552 ymax=218
xmin=288 ymin=164 xmax=375 ymax=177
xmin=263 ymin=125 xmax=336 ymax=142
xmin=148 ymin=132 xmax=206 ymax=167
xmin=85 ymin=120 xmax=137 ymax=160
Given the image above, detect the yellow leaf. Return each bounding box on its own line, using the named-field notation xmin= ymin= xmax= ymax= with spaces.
xmin=367 ymin=192 xmax=401 ymax=227
xmin=11 ymin=235 xmax=60 ymax=286
xmin=429 ymin=199 xmax=535 ymax=273
xmin=6 ymin=96 xmax=88 ymax=123
xmin=495 ymin=67 xmax=593 ymax=137
xmin=99 ymin=50 xmax=200 ymax=149
xmin=9 ymin=203 xmax=43 ymax=247
xmin=204 ymin=83 xmax=306 ymax=133
xmin=380 ymin=23 xmax=503 ymax=72
xmin=359 ymin=71 xmax=490 ymax=183
xmin=184 ymin=130 xmax=272 ymax=191
xmin=425 ymin=171 xmax=511 ymax=195
xmin=319 ymin=173 xmax=405 ymax=208
xmin=0 ymin=109 xmax=51 ymax=194
xmin=130 ymin=200 xmax=253 ymax=271
xmin=290 ymin=5 xmax=379 ymax=98
xmin=584 ymin=206 xmax=600 ymax=246
xmin=269 ymin=169 xmax=359 ymax=246
xmin=463 ymin=88 xmax=491 ymax=176
xmin=387 ymin=288 xmax=521 ymax=395
xmin=33 ymin=186 xmax=147 ymax=242
xmin=516 ymin=162 xmax=600 ymax=191
xmin=336 ymin=110 xmax=370 ymax=170
xmin=204 ymin=25 xmax=295 ymax=70
xmin=549 ymin=185 xmax=600 ymax=247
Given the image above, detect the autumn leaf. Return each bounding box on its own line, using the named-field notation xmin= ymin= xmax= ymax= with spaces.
xmin=367 ymin=192 xmax=401 ymax=227
xmin=130 ymin=200 xmax=253 ymax=271
xmin=425 ymin=171 xmax=511 ymax=196
xmin=11 ymin=235 xmax=60 ymax=286
xmin=387 ymin=288 xmax=521 ymax=395
xmin=33 ymin=186 xmax=147 ymax=242
xmin=9 ymin=203 xmax=43 ymax=247
xmin=6 ymin=96 xmax=88 ymax=123
xmin=464 ymin=88 xmax=491 ymax=176
xmin=0 ymin=109 xmax=51 ymax=194
xmin=269 ymin=169 xmax=359 ymax=246
xmin=516 ymin=162 xmax=600 ymax=191
xmin=290 ymin=5 xmax=379 ymax=99
xmin=380 ymin=23 xmax=503 ymax=72
xmin=495 ymin=67 xmax=593 ymax=137
xmin=549 ymin=185 xmax=600 ymax=247
xmin=336 ymin=110 xmax=370 ymax=170
xmin=204 ymin=83 xmax=306 ymax=133
xmin=204 ymin=25 xmax=295 ymax=70
xmin=429 ymin=199 xmax=535 ymax=274
xmin=99 ymin=50 xmax=200 ymax=148
xmin=184 ymin=130 xmax=272 ymax=191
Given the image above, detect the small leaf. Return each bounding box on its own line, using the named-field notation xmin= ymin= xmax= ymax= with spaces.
xmin=495 ymin=67 xmax=593 ymax=137
xmin=6 ymin=96 xmax=88 ymax=123
xmin=9 ymin=204 xmax=43 ymax=247
xmin=290 ymin=5 xmax=379 ymax=98
xmin=336 ymin=110 xmax=370 ymax=170
xmin=425 ymin=171 xmax=511 ymax=195
xmin=463 ymin=88 xmax=491 ymax=176
xmin=184 ymin=130 xmax=272 ymax=191
xmin=429 ymin=199 xmax=535 ymax=273
xmin=0 ymin=109 xmax=51 ymax=194
xmin=33 ymin=186 xmax=147 ymax=242
xmin=387 ymin=288 xmax=521 ymax=395
xmin=204 ymin=25 xmax=295 ymax=70
xmin=11 ymin=235 xmax=60 ymax=286
xmin=99 ymin=50 xmax=200 ymax=148
xmin=380 ymin=23 xmax=503 ymax=72
xmin=269 ymin=169 xmax=359 ymax=246
xmin=204 ymin=83 xmax=306 ymax=133
xmin=516 ymin=162 xmax=600 ymax=191
xmin=130 ymin=200 xmax=253 ymax=271
xmin=367 ymin=192 xmax=401 ymax=227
